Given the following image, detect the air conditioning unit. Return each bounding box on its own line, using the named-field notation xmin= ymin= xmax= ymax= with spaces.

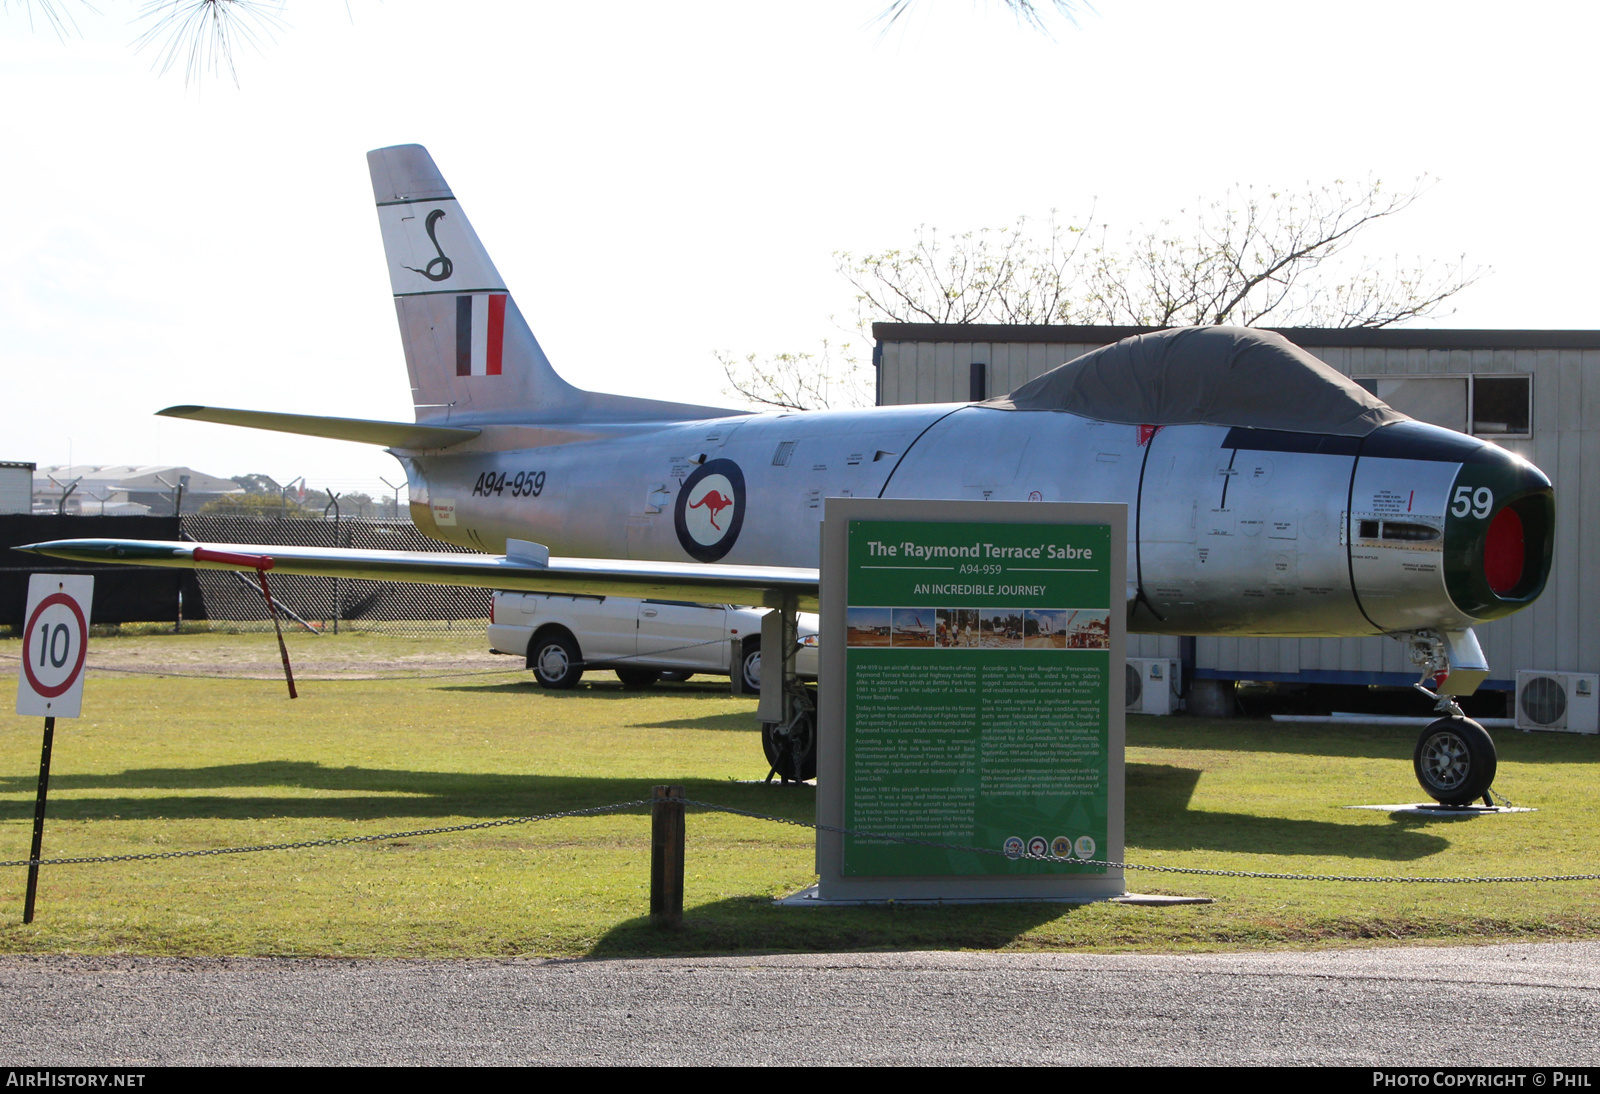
xmin=1515 ymin=670 xmax=1600 ymax=734
xmin=1126 ymin=658 xmax=1181 ymax=715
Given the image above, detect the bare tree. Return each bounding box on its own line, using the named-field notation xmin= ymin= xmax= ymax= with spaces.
xmin=723 ymin=215 xmax=1090 ymax=411
xmin=840 ymin=213 xmax=1091 ymax=328
xmin=723 ymin=177 xmax=1484 ymax=412
xmin=1083 ymin=179 xmax=1482 ymax=328
xmin=716 ymin=341 xmax=871 ymax=415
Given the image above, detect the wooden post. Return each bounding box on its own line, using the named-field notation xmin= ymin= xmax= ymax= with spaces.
xmin=650 ymin=784 xmax=685 ymax=928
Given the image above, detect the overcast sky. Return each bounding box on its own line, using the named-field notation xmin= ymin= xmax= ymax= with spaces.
xmin=2 ymin=1 xmax=1594 ymax=498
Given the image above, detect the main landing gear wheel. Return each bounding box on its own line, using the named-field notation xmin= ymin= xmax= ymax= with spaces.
xmin=530 ymin=631 xmax=584 ymax=689
xmin=741 ymin=643 xmax=762 ymax=694
xmin=762 ymin=711 xmax=817 ymax=783
xmin=1413 ymin=716 xmax=1498 ymax=806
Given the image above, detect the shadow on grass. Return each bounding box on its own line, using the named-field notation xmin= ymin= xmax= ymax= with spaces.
xmin=1129 ymin=717 xmax=1600 ymax=767
xmin=0 ymin=760 xmax=1449 ymax=859
xmin=0 ymin=767 xmax=811 ymax=825
xmin=433 ymin=680 xmax=742 ymax=700
xmin=589 ymin=896 xmax=1076 ymax=958
xmin=632 ymin=711 xmax=759 ymax=732
xmin=1127 ymin=763 xmax=1447 ymax=860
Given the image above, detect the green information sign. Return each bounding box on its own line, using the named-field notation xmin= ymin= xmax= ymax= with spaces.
xmin=816 ymin=498 xmax=1126 ymax=902
xmin=843 ymin=518 xmax=1112 ymax=876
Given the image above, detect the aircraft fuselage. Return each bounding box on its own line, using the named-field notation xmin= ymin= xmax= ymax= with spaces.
xmin=399 ymin=403 xmax=1552 ymax=640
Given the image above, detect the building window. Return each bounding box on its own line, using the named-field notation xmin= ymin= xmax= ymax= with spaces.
xmin=969 ymin=362 xmax=988 ymax=402
xmin=1356 ymin=375 xmax=1532 ymax=438
xmin=1470 ymin=375 xmax=1532 ymax=435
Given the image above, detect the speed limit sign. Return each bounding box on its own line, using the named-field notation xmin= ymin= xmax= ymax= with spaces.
xmin=16 ymin=574 xmax=93 ymax=718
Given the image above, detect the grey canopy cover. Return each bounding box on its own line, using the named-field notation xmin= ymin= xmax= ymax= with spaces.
xmin=985 ymin=326 xmax=1407 ymax=437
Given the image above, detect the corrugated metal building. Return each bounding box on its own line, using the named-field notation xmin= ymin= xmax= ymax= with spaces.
xmin=0 ymin=462 xmax=34 ymax=515
xmin=873 ymin=324 xmax=1600 ymax=695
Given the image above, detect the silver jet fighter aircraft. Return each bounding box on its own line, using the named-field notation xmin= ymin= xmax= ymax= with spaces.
xmin=23 ymin=145 xmax=1554 ymax=798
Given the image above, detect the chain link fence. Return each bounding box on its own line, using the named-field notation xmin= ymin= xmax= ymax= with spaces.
xmin=180 ymin=515 xmax=490 ymax=636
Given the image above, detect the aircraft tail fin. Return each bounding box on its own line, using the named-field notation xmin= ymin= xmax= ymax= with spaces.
xmin=369 ymin=145 xmax=736 ymax=428
xmin=369 ymin=144 xmax=586 ymax=425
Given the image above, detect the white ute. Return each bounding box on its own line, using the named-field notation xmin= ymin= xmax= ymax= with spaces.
xmin=489 ymin=592 xmax=819 ymax=690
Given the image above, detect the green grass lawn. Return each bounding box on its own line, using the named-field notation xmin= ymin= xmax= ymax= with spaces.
xmin=2 ymin=630 xmax=1598 ymax=958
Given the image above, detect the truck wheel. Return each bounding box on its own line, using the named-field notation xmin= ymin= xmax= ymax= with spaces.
xmin=1414 ymin=716 xmax=1497 ymax=805
xmin=616 ymin=668 xmax=661 ymax=689
xmin=762 ymin=711 xmax=817 ymax=783
xmin=741 ymin=642 xmax=762 ymax=693
xmin=529 ymin=630 xmax=583 ymax=689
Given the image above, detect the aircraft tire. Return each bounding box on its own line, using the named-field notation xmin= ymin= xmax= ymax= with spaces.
xmin=762 ymin=710 xmax=817 ymax=783
xmin=615 ymin=668 xmax=661 ymax=690
xmin=529 ymin=630 xmax=584 ymax=689
xmin=741 ymin=641 xmax=762 ymax=694
xmin=1413 ymin=716 xmax=1497 ymax=805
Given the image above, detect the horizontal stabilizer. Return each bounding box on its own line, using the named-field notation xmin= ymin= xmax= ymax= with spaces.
xmin=157 ymin=406 xmax=480 ymax=449
xmin=17 ymin=539 xmax=820 ymax=611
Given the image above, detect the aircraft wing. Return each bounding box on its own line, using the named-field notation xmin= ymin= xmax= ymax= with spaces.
xmin=16 ymin=539 xmax=820 ymax=610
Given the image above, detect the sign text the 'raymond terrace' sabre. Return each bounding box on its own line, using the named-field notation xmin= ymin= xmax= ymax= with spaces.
xmin=816 ymin=498 xmax=1126 ymax=902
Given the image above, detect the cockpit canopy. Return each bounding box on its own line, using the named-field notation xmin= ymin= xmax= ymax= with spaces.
xmin=984 ymin=326 xmax=1409 ymax=437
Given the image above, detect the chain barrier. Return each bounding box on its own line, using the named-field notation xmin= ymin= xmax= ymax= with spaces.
xmin=670 ymin=798 xmax=1600 ymax=884
xmin=588 ymin=635 xmax=747 ymax=668
xmin=0 ymin=801 xmax=651 ymax=869
xmin=6 ymin=794 xmax=1598 ymax=885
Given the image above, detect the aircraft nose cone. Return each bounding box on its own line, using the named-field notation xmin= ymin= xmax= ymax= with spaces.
xmin=1359 ymin=420 xmax=1554 ymax=625
xmin=1441 ymin=439 xmax=1553 ymax=621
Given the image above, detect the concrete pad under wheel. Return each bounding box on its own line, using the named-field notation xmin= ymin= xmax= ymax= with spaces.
xmin=1345 ymin=803 xmax=1536 ymax=817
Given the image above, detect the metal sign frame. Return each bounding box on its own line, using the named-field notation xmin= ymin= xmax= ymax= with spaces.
xmin=17 ymin=574 xmax=93 ymax=719
xmin=14 ymin=573 xmax=94 ymax=924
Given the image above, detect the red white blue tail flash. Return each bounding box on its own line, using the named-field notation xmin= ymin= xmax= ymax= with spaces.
xmin=456 ymin=293 xmax=507 ymax=376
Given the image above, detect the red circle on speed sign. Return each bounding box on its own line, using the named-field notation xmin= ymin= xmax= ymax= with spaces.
xmin=22 ymin=592 xmax=89 ymax=699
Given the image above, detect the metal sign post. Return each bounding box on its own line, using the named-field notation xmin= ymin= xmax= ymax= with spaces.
xmin=15 ymin=574 xmax=94 ymax=923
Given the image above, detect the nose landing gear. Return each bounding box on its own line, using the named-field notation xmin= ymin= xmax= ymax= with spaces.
xmin=1405 ymin=629 xmax=1498 ymax=807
